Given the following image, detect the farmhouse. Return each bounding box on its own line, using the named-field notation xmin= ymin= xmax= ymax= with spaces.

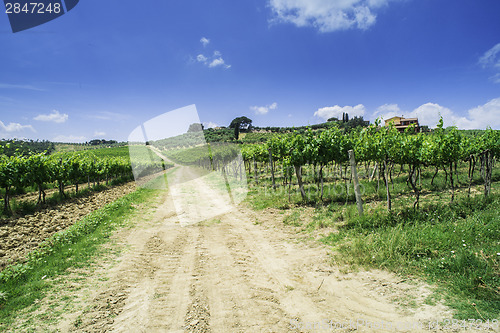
xmin=384 ymin=116 xmax=420 ymax=133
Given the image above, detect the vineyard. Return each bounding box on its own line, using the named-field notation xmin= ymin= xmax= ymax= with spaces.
xmin=0 ymin=146 xmax=170 ymax=215
xmin=238 ymin=120 xmax=499 ymax=210
xmin=0 ymin=121 xmax=498 ymax=328
xmin=151 ymin=119 xmax=499 ymax=210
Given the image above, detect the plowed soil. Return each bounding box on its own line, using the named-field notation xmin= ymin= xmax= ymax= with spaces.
xmin=0 ymin=182 xmax=136 ymax=270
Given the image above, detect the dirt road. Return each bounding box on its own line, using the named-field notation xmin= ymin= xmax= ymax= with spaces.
xmin=51 ymin=166 xmax=451 ymax=332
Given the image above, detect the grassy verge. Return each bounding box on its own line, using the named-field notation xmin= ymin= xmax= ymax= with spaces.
xmin=245 ymin=172 xmax=499 ymax=320
xmin=0 ymin=186 xmax=158 ymax=330
xmin=321 ymin=193 xmax=499 ymax=320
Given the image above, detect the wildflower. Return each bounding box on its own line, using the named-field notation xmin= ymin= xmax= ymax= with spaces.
xmin=451 ymin=251 xmax=455 ymax=254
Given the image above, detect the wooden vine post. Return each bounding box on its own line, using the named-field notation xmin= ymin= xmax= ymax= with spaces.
xmin=348 ymin=149 xmax=363 ymax=217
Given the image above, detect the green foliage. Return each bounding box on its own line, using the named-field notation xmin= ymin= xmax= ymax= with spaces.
xmin=242 ymin=119 xmax=499 ymax=203
xmin=229 ymin=116 xmax=252 ymax=129
xmin=0 ymin=139 xmax=55 ymax=157
xmin=165 ymin=143 xmax=240 ymax=168
xmin=0 ymin=148 xmax=166 ymax=214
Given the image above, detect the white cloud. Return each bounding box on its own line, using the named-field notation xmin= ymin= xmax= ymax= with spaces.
xmin=464 ymin=98 xmax=500 ymax=129
xmin=94 ymin=131 xmax=106 ymax=137
xmin=411 ymin=103 xmax=457 ymax=128
xmin=374 ymin=99 xmax=500 ymax=129
xmin=0 ymin=120 xmax=35 ymax=138
xmin=52 ymin=135 xmax=87 ymax=143
xmin=34 ymin=110 xmax=68 ymax=123
xmin=251 ymin=102 xmax=278 ymax=115
xmin=268 ymin=0 xmax=396 ymax=32
xmin=479 ymin=43 xmax=500 ymax=68
xmin=197 ymin=54 xmax=208 ymax=63
xmin=376 ymin=103 xmax=400 ymax=113
xmin=479 ymin=43 xmax=500 ymax=83
xmin=371 ymin=103 xmax=402 ymax=123
xmin=197 ymin=53 xmax=231 ymax=69
xmin=203 ymin=122 xmax=219 ymax=129
xmin=314 ymin=104 xmax=365 ymax=120
xmin=200 ymin=37 xmax=210 ymax=47
xmin=195 ymin=40 xmax=231 ymax=69
xmin=209 ymin=58 xmax=226 ymax=68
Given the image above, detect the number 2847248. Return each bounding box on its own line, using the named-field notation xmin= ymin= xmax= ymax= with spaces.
xmin=5 ymin=2 xmax=62 ymax=14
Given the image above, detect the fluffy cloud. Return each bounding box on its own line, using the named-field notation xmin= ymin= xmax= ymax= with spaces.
xmin=197 ymin=54 xmax=208 ymax=63
xmin=374 ymin=98 xmax=500 ymax=129
xmin=373 ymin=103 xmax=401 ymax=121
xmin=209 ymin=58 xmax=230 ymax=69
xmin=479 ymin=43 xmax=500 ymax=83
xmin=314 ymin=104 xmax=365 ymax=120
xmin=200 ymin=37 xmax=210 ymax=47
xmin=34 ymin=110 xmax=68 ymax=123
xmin=464 ymin=98 xmax=500 ymax=129
xmin=197 ymin=50 xmax=231 ymax=69
xmin=268 ymin=0 xmax=396 ymax=32
xmin=250 ymin=102 xmax=278 ymax=115
xmin=411 ymin=103 xmax=457 ymax=128
xmin=0 ymin=120 xmax=35 ymax=138
xmin=203 ymin=122 xmax=219 ymax=129
xmin=52 ymin=135 xmax=87 ymax=143
xmin=94 ymin=131 xmax=106 ymax=137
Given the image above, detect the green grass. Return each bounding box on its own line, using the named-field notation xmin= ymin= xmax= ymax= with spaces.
xmin=0 ymin=186 xmax=158 ymax=330
xmin=86 ymin=146 xmax=130 ymax=158
xmin=321 ymin=194 xmax=500 ymax=320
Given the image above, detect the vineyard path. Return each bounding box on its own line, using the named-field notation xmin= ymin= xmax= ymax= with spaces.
xmin=53 ymin=164 xmax=454 ymax=333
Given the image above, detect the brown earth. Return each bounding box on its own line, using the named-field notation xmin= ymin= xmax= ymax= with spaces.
xmin=2 ymin=165 xmax=456 ymax=333
xmin=0 ymin=182 xmax=137 ymax=270
xmin=3 ymin=165 xmax=467 ymax=332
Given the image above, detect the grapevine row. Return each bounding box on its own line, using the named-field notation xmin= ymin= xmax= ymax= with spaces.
xmin=0 ymin=150 xmax=164 ymax=213
xmin=241 ymin=120 xmax=499 ymax=208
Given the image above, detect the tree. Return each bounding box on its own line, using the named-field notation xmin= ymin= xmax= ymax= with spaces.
xmin=229 ymin=116 xmax=253 ymax=140
xmin=187 ymin=123 xmax=204 ymax=133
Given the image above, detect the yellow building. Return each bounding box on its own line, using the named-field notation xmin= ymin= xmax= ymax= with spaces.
xmin=384 ymin=116 xmax=420 ymax=133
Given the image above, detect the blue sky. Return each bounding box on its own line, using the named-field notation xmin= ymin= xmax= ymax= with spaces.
xmin=1 ymin=0 xmax=500 ymax=142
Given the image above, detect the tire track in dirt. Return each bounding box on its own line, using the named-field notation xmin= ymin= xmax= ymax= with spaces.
xmin=54 ymin=165 xmax=454 ymax=333
xmin=184 ymin=230 xmax=211 ymax=333
xmin=219 ymin=207 xmax=453 ymax=332
xmin=201 ymin=222 xmax=292 ymax=332
xmin=71 ymin=224 xmax=191 ymax=332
